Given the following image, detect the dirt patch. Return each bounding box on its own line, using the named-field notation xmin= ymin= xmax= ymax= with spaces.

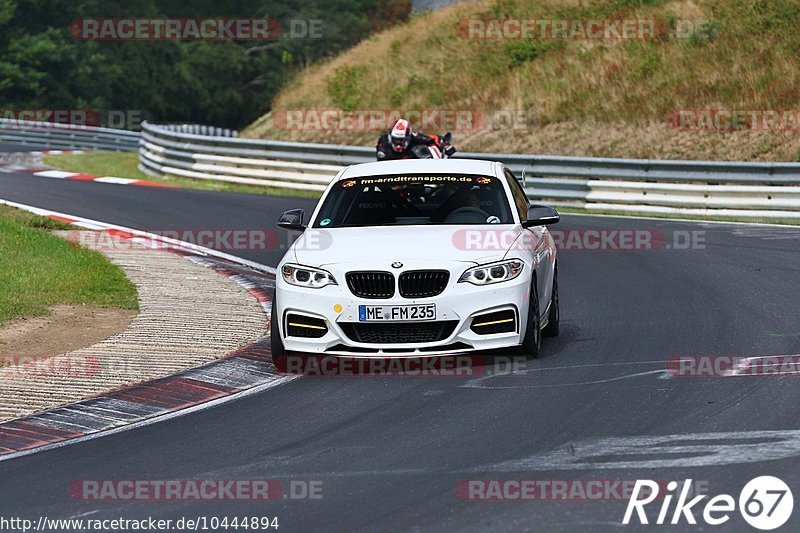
xmin=0 ymin=305 xmax=137 ymax=361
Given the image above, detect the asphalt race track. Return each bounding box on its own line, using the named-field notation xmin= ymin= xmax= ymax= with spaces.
xmin=2 ymin=156 xmax=800 ymax=531
xmin=0 ymin=143 xmax=35 ymax=153
xmin=0 ymin=142 xmax=69 ymax=152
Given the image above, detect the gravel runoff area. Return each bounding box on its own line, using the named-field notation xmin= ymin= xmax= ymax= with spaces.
xmin=0 ymin=231 xmax=269 ymax=421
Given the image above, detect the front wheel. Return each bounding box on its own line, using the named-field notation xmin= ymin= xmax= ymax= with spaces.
xmin=543 ymin=266 xmax=560 ymax=338
xmin=518 ymin=281 xmax=541 ymax=358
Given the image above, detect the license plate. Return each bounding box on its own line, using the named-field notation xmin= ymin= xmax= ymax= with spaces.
xmin=358 ymin=304 xmax=436 ymax=322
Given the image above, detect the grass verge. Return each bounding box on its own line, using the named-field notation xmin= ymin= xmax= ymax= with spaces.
xmin=42 ymin=152 xmax=323 ymax=199
xmin=0 ymin=204 xmax=138 ymax=325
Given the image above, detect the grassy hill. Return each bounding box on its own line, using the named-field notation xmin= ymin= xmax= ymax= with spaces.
xmin=243 ymin=0 xmax=800 ymax=161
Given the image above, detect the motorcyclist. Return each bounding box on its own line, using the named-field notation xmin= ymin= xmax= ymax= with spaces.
xmin=376 ymin=118 xmax=455 ymax=160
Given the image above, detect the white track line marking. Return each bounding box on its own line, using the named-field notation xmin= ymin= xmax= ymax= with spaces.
xmin=33 ymin=170 xmax=76 ymax=179
xmin=462 ymin=369 xmax=668 ymax=389
xmin=94 ymin=177 xmax=137 ymax=185
xmin=0 ymin=198 xmax=276 ymax=275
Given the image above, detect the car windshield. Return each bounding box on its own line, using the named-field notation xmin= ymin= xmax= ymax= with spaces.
xmin=312 ymin=174 xmax=514 ymax=228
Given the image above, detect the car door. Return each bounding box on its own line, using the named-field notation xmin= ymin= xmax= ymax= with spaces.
xmin=503 ymin=168 xmax=553 ymax=317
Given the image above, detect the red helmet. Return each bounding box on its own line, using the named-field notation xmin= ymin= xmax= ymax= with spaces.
xmin=389 ymin=119 xmax=412 ymax=153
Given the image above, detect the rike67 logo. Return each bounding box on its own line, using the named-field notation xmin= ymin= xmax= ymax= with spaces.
xmin=624 ymin=476 xmax=793 ymax=530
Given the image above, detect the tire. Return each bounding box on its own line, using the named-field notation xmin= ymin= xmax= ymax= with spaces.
xmin=270 ymin=291 xmax=286 ymax=357
xmin=518 ymin=280 xmax=541 ymax=358
xmin=542 ymin=266 xmax=560 ymax=338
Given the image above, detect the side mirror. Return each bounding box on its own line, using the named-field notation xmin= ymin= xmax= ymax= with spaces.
xmin=442 ymin=133 xmax=456 ymax=156
xmin=522 ymin=204 xmax=560 ymax=227
xmin=277 ymin=209 xmax=306 ymax=232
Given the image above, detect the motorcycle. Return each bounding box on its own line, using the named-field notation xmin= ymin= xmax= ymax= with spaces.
xmin=409 ymin=132 xmax=457 ymax=159
xmin=377 ymin=132 xmax=457 ymax=161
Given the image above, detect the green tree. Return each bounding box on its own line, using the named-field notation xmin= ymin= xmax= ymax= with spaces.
xmin=0 ymin=0 xmax=411 ymax=128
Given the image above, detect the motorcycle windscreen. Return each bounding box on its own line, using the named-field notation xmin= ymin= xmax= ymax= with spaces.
xmin=410 ymin=144 xmax=437 ymax=159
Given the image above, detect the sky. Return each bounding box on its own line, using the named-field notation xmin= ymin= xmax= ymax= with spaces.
xmin=412 ymin=0 xmax=460 ymax=12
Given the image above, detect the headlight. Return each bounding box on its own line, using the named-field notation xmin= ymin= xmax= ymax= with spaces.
xmin=282 ymin=264 xmax=337 ymax=289
xmin=459 ymin=260 xmax=524 ymax=286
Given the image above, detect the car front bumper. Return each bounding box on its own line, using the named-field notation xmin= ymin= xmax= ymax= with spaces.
xmin=275 ymin=265 xmax=532 ymax=357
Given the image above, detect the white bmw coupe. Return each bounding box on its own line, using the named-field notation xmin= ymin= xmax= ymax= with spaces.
xmin=271 ymin=159 xmax=560 ymax=357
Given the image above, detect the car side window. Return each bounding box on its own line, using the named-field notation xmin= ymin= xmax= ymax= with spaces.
xmin=504 ymin=169 xmax=529 ymax=221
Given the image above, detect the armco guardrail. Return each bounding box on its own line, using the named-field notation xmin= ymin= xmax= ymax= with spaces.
xmin=139 ymin=122 xmax=360 ymax=191
xmin=139 ymin=121 xmax=800 ymax=218
xmin=0 ymin=119 xmax=140 ymax=151
xmin=4 ymin=119 xmax=796 ymax=219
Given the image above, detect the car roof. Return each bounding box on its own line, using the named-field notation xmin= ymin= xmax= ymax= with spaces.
xmin=338 ymin=158 xmax=501 ymax=180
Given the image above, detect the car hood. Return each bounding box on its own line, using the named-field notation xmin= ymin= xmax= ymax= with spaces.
xmin=291 ymin=225 xmax=523 ymax=267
